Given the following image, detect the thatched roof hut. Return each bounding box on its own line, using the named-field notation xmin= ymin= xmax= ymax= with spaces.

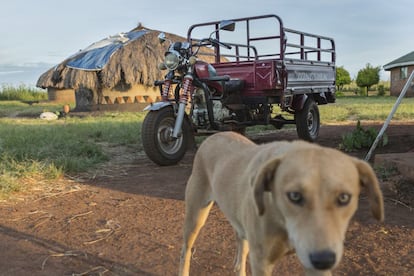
xmin=37 ymin=25 xmax=187 ymax=110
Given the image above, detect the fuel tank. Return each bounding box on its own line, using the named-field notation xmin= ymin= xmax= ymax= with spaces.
xmin=194 ymin=61 xmax=223 ymax=92
xmin=194 ymin=60 xmax=217 ymax=78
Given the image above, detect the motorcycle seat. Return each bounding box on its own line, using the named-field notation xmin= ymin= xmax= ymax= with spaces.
xmin=224 ymin=79 xmax=245 ymax=93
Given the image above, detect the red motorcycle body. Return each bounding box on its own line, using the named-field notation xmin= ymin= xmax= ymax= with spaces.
xmin=194 ymin=61 xmax=223 ymax=92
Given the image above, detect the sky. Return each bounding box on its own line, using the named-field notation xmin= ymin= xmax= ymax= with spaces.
xmin=0 ymin=0 xmax=412 ymax=87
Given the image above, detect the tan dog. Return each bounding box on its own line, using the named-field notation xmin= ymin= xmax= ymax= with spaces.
xmin=179 ymin=132 xmax=384 ymax=276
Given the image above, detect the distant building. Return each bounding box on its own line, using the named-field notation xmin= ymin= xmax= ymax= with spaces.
xmin=383 ymin=51 xmax=414 ymax=97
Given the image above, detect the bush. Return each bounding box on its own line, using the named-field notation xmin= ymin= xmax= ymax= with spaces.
xmin=0 ymin=85 xmax=47 ymax=101
xmin=340 ymin=121 xmax=388 ymax=152
xmin=335 ymin=90 xmax=345 ymax=97
xmin=377 ymin=84 xmax=385 ymax=96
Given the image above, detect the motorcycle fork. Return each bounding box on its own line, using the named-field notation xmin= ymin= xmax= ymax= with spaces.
xmin=172 ymin=74 xmax=193 ymax=138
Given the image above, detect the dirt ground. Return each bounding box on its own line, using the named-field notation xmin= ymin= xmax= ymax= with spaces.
xmin=0 ymin=122 xmax=413 ymax=276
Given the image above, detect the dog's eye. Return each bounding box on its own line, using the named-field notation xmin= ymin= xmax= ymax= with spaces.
xmin=287 ymin=192 xmax=304 ymax=205
xmin=337 ymin=193 xmax=351 ymax=206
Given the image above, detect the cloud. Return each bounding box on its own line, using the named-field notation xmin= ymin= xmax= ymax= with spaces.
xmin=0 ymin=63 xmax=53 ymax=87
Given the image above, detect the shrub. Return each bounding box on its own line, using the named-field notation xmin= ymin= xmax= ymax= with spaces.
xmin=0 ymin=85 xmax=47 ymax=101
xmin=335 ymin=90 xmax=345 ymax=97
xmin=339 ymin=121 xmax=388 ymax=152
xmin=377 ymin=84 xmax=385 ymax=96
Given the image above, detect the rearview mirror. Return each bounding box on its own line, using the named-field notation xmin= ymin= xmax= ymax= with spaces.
xmin=219 ymin=20 xmax=235 ymax=32
xmin=158 ymin=32 xmax=166 ymax=44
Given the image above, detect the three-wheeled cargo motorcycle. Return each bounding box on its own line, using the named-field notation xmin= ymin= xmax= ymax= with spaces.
xmin=142 ymin=14 xmax=336 ymax=165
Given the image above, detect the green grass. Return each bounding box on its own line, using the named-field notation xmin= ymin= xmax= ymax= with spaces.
xmin=0 ymin=95 xmax=413 ymax=198
xmin=0 ymin=101 xmax=67 ymax=117
xmin=320 ymin=96 xmax=414 ymax=123
xmin=0 ymin=154 xmax=62 ymax=194
xmin=0 ymin=109 xmax=145 ymax=197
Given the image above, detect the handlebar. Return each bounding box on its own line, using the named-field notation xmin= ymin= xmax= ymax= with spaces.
xmin=210 ymin=38 xmax=232 ymax=50
xmin=193 ymin=38 xmax=232 ymax=50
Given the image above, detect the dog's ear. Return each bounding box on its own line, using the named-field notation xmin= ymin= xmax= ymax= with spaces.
xmin=252 ymin=158 xmax=281 ymax=216
xmin=353 ymin=159 xmax=384 ymax=221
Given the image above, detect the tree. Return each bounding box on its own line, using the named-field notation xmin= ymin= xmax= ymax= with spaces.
xmin=336 ymin=66 xmax=351 ymax=91
xmin=356 ymin=63 xmax=380 ymax=96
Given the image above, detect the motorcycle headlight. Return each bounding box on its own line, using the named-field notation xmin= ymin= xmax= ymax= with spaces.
xmin=164 ymin=52 xmax=180 ymax=70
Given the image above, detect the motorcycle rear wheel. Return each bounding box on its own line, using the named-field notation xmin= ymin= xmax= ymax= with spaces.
xmin=294 ymin=97 xmax=320 ymax=142
xmin=142 ymin=107 xmax=192 ymax=166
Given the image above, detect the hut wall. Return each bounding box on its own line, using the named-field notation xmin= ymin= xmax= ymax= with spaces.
xmin=47 ymin=88 xmax=76 ymax=103
xmin=72 ymin=84 xmax=161 ymax=111
xmin=100 ymin=84 xmax=160 ymax=105
xmin=46 ymin=84 xmax=162 ymax=111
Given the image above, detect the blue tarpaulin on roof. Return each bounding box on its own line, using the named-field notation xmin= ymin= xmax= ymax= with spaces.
xmin=66 ymin=30 xmax=149 ymax=71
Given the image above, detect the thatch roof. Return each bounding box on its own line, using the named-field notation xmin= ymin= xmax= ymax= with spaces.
xmin=36 ymin=26 xmax=187 ymax=91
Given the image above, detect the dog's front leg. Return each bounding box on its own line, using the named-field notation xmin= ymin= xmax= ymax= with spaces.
xmin=248 ymin=251 xmax=274 ymax=276
xmin=179 ymin=201 xmax=214 ymax=276
xmin=304 ymin=268 xmax=332 ymax=276
xmin=233 ymin=235 xmax=249 ymax=276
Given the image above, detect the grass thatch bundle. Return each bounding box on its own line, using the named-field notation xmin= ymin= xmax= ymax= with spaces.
xmin=36 ymin=27 xmax=186 ymax=91
xmin=100 ymin=31 xmax=186 ymax=89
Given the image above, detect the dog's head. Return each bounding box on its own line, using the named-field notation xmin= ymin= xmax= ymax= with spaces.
xmin=252 ymin=144 xmax=384 ymax=272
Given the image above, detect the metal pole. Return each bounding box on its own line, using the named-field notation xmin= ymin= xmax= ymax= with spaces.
xmin=365 ymin=70 xmax=414 ymax=161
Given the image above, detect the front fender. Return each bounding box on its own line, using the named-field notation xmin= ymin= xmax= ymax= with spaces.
xmin=143 ymin=101 xmax=174 ymax=112
xmin=143 ymin=101 xmax=195 ymax=145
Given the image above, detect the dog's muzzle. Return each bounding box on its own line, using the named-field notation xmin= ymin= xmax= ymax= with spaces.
xmin=309 ymin=250 xmax=336 ymax=270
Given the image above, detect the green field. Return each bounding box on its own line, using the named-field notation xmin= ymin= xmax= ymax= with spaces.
xmin=320 ymin=96 xmax=414 ymax=122
xmin=0 ymin=95 xmax=413 ymax=197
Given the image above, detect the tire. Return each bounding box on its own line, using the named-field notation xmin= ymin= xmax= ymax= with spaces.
xmin=295 ymin=97 xmax=320 ymax=142
xmin=141 ymin=108 xmax=192 ymax=166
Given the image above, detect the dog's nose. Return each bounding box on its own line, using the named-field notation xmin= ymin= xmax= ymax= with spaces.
xmin=309 ymin=250 xmax=336 ymax=270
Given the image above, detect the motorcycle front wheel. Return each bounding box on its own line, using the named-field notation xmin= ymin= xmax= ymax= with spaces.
xmin=141 ymin=107 xmax=192 ymax=166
